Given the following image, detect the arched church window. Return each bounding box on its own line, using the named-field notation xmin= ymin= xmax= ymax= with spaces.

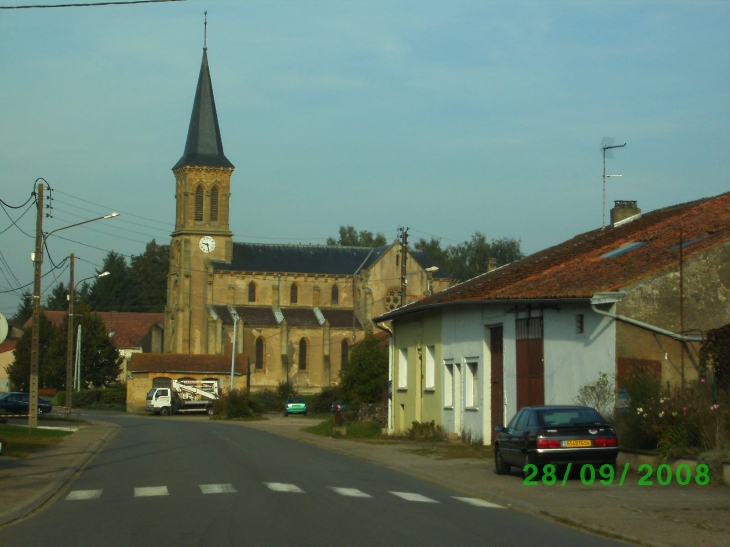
xmin=195 ymin=186 xmax=204 ymax=221
xmin=210 ymin=186 xmax=219 ymax=222
xmin=290 ymin=283 xmax=298 ymax=304
xmin=248 ymin=281 xmax=256 ymax=303
xmin=331 ymin=285 xmax=339 ymax=305
xmin=255 ymin=337 xmax=264 ymax=370
xmin=298 ymin=338 xmax=307 ymax=370
xmin=341 ymin=339 xmax=349 ymax=369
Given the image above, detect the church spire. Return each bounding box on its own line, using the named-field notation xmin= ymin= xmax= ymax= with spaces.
xmin=173 ymin=33 xmax=233 ymax=170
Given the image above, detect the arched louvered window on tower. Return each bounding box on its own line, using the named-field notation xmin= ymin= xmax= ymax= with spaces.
xmin=195 ymin=186 xmax=204 ymax=221
xmin=210 ymin=186 xmax=219 ymax=222
xmin=255 ymin=337 xmax=264 ymax=370
xmin=331 ymin=285 xmax=339 ymax=305
xmin=290 ymin=283 xmax=298 ymax=304
xmin=299 ymin=338 xmax=307 ymax=370
xmin=248 ymin=281 xmax=256 ymax=303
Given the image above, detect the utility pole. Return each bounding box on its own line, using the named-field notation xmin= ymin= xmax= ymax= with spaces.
xmin=399 ymin=226 xmax=409 ymax=308
xmin=601 ymin=139 xmax=626 ymax=228
xmin=29 ymin=183 xmax=44 ymax=429
xmin=66 ymin=253 xmax=75 ymax=414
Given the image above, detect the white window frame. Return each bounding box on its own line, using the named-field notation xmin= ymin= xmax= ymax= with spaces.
xmin=443 ymin=360 xmax=454 ymax=408
xmin=424 ymin=345 xmax=436 ymax=390
xmin=398 ymin=348 xmax=408 ymax=390
xmin=465 ymin=361 xmax=478 ymax=409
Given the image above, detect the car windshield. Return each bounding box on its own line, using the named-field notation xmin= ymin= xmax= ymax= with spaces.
xmin=538 ymin=408 xmax=605 ymax=426
xmin=287 ymin=397 xmax=305 ymax=404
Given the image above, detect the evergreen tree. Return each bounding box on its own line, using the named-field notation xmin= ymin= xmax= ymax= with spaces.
xmin=12 ymin=291 xmax=34 ymax=326
xmin=88 ymin=251 xmax=131 ymax=311
xmin=73 ymin=303 xmax=123 ymax=388
xmin=7 ymin=312 xmax=58 ymax=391
xmin=46 ymin=281 xmax=69 ymax=311
xmin=128 ymin=240 xmax=169 ymax=312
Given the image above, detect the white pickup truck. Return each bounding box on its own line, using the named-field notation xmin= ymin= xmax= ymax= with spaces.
xmin=145 ymin=380 xmax=220 ymax=416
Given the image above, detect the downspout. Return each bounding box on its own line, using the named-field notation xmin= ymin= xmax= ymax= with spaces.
xmin=590 ymin=293 xmax=704 ymax=343
xmin=375 ymin=321 xmax=394 ymax=433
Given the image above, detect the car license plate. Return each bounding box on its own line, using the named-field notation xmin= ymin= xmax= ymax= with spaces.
xmin=564 ymin=439 xmax=592 ymax=447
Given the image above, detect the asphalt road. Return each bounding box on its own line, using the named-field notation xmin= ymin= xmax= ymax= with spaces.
xmin=0 ymin=413 xmax=627 ymax=547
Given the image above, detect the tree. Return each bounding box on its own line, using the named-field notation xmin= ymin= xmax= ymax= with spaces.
xmin=327 ymin=225 xmax=387 ymax=247
xmin=700 ymin=324 xmax=730 ymax=390
xmin=12 ymin=291 xmax=34 ymax=326
xmin=7 ymin=312 xmax=58 ymax=391
xmin=88 ymin=251 xmax=132 ymax=311
xmin=46 ymin=281 xmax=69 ymax=311
xmin=414 ymin=231 xmax=524 ymax=282
xmin=338 ymin=333 xmax=388 ymax=405
xmin=128 ymin=239 xmax=169 ymax=312
xmin=72 ymin=303 xmax=123 ymax=387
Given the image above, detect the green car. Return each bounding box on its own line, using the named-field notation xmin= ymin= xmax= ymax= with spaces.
xmin=284 ymin=396 xmax=308 ymax=416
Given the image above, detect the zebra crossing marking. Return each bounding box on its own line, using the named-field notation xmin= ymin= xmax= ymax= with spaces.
xmin=66 ymin=490 xmax=102 ymax=501
xmin=200 ymin=483 xmax=237 ymax=494
xmin=453 ymin=497 xmax=504 ymax=508
xmin=134 ymin=486 xmax=169 ymax=497
xmin=329 ymin=487 xmax=372 ymax=498
xmin=265 ymin=482 xmax=305 ymax=493
xmin=390 ymin=492 xmax=439 ymax=503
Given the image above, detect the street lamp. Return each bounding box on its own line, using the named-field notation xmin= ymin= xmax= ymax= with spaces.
xmin=28 ymin=180 xmax=119 ymax=428
xmin=65 ymin=266 xmax=109 ymax=415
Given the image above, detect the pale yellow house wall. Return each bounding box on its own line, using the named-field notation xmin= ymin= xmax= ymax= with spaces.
xmin=391 ymin=310 xmax=443 ymax=435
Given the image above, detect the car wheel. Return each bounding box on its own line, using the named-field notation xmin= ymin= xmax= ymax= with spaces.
xmin=303 ymin=411 xmax=308 ymax=416
xmin=160 ymin=407 xmax=170 ymax=416
xmin=284 ymin=412 xmax=288 ymax=417
xmin=206 ymin=407 xmax=214 ymax=416
xmin=495 ymin=446 xmax=510 ymax=475
xmin=523 ymin=453 xmax=540 ymax=478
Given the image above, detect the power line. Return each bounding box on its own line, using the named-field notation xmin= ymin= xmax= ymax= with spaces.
xmin=54 ymin=189 xmax=174 ymax=229
xmin=0 ymin=0 xmax=184 ymax=9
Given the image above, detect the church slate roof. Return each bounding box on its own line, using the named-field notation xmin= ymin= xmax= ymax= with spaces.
xmin=320 ymin=309 xmax=363 ymax=329
xmin=211 ymin=305 xmax=362 ymax=329
xmin=212 ymin=243 xmax=374 ymax=275
xmin=173 ymin=49 xmax=233 ymax=170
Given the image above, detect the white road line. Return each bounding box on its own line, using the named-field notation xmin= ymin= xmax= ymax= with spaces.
xmin=453 ymin=497 xmax=505 ymax=508
xmin=389 ymin=492 xmax=439 ymax=503
xmin=66 ymin=490 xmax=102 ymax=501
xmin=329 ymin=487 xmax=372 ymax=498
xmin=200 ymin=483 xmax=237 ymax=494
xmin=264 ymin=482 xmax=305 ymax=493
xmin=134 ymin=486 xmax=169 ymax=497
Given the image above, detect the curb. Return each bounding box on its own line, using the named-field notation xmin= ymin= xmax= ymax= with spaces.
xmin=0 ymin=422 xmax=119 ymax=528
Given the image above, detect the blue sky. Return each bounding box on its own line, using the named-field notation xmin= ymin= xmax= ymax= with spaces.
xmin=1 ymin=0 xmax=729 ymax=317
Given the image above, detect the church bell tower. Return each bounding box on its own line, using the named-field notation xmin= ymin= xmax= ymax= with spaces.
xmin=166 ymin=43 xmax=234 ymax=354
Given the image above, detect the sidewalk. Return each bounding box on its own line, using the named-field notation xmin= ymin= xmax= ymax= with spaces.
xmin=241 ymin=416 xmax=730 ymax=547
xmin=1 ymin=414 xmax=728 ymax=547
xmin=0 ymin=419 xmax=118 ymax=527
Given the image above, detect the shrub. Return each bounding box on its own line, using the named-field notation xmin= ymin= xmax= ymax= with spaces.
xmin=574 ymin=372 xmax=614 ymax=419
xmin=310 ymin=387 xmax=341 ymax=414
xmin=407 ymin=421 xmax=445 ymax=441
xmin=276 ymin=380 xmax=298 ymax=400
xmin=250 ymin=387 xmax=283 ymax=413
xmin=212 ymin=388 xmax=253 ymax=419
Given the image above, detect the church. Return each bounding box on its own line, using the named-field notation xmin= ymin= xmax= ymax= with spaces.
xmin=162 ymin=46 xmax=454 ymax=394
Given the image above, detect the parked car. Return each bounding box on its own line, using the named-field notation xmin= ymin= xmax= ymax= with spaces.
xmin=493 ymin=405 xmax=618 ymax=475
xmin=0 ymin=392 xmax=53 ymax=415
xmin=284 ymin=396 xmax=307 ymax=416
xmin=330 ymin=400 xmax=349 ymax=413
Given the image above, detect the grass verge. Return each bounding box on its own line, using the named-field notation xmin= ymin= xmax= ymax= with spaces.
xmin=303 ymin=417 xmax=383 ymax=439
xmin=0 ymin=424 xmax=72 ymax=458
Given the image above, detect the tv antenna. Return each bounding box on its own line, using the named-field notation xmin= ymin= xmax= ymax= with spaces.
xmin=601 ymin=137 xmax=626 ymax=228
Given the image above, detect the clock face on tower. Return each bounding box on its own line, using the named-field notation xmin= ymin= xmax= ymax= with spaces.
xmin=199 ymin=236 xmax=216 ymax=253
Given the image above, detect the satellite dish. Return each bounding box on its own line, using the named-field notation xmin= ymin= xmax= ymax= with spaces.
xmin=0 ymin=312 xmax=8 ymax=343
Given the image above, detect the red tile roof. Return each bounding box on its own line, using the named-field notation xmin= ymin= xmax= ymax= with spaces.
xmin=24 ymin=311 xmax=164 ymax=348
xmin=129 ymin=353 xmax=249 ymax=374
xmin=378 ymin=193 xmax=730 ymax=317
xmin=0 ymin=340 xmax=17 ymax=354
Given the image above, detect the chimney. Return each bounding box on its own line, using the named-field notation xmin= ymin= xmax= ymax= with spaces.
xmin=610 ymin=200 xmax=641 ymax=226
xmin=487 ymin=258 xmax=498 ymax=272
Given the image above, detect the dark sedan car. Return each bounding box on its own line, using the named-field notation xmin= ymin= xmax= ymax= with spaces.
xmin=493 ymin=405 xmax=618 ymax=475
xmin=0 ymin=392 xmax=53 ymax=415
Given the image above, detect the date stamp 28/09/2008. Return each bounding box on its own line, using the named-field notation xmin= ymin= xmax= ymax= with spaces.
xmin=523 ymin=463 xmax=711 ymax=486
